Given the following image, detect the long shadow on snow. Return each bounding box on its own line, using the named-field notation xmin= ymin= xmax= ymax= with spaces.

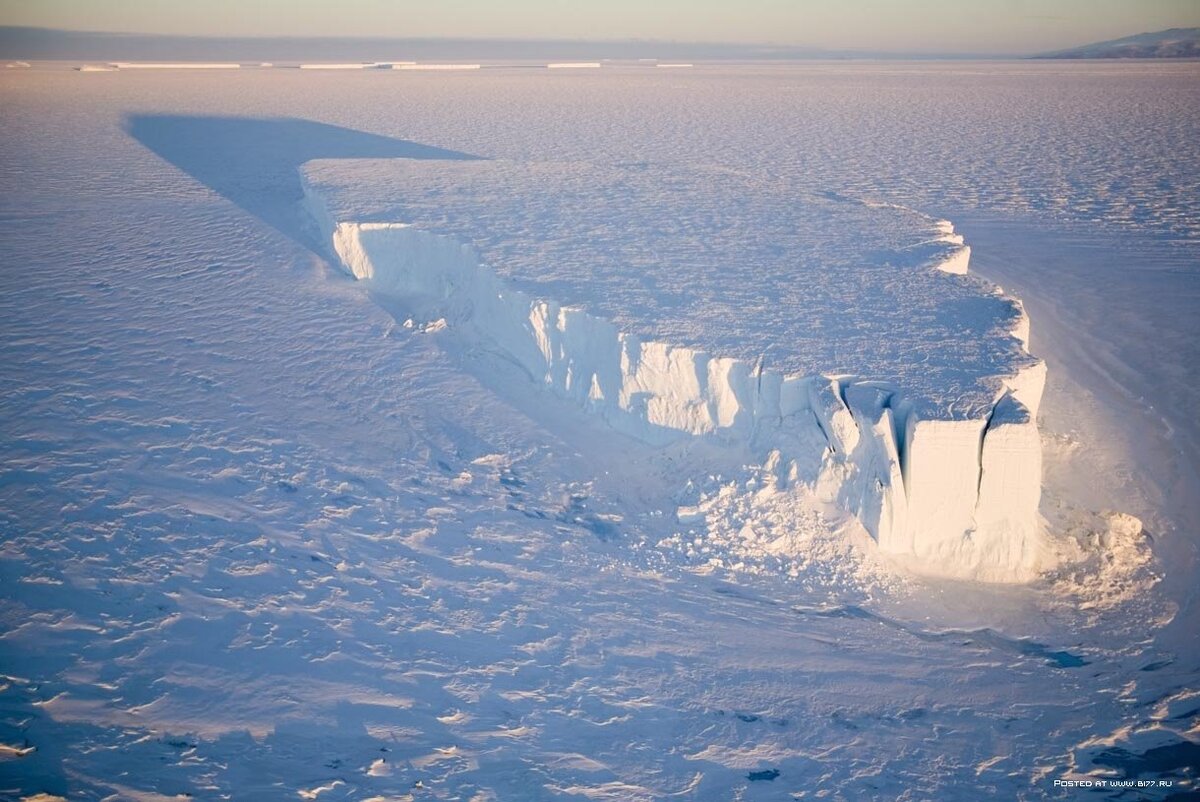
xmin=792 ymin=602 xmax=1088 ymax=668
xmin=708 ymin=580 xmax=1088 ymax=669
xmin=125 ymin=115 xmax=483 ymax=251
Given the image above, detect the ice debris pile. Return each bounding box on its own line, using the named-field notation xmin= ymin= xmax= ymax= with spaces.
xmin=302 ymin=161 xmax=1051 ymax=582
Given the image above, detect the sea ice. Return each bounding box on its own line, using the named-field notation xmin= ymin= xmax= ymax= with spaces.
xmin=2 ymin=62 xmax=1194 ymax=801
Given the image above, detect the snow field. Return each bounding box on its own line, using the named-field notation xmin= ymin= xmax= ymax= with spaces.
xmin=1 ymin=62 xmax=1194 ymax=799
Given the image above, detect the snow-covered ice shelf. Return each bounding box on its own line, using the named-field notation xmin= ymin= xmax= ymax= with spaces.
xmin=302 ymin=160 xmax=1049 ymax=581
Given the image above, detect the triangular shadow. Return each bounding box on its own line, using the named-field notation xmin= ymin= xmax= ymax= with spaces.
xmin=125 ymin=114 xmax=483 ymax=251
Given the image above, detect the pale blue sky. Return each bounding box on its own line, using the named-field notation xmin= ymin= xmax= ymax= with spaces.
xmin=1 ymin=0 xmax=1197 ymax=54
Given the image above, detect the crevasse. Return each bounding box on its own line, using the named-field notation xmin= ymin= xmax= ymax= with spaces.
xmin=302 ymin=183 xmax=1052 ymax=583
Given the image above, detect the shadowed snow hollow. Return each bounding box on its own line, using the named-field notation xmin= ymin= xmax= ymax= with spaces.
xmin=302 ymin=160 xmax=1050 ymax=582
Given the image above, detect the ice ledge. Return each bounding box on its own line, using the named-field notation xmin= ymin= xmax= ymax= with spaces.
xmin=304 ymin=184 xmax=1052 ymax=583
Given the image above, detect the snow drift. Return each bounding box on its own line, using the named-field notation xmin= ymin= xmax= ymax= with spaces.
xmin=302 ymin=186 xmax=1050 ymax=583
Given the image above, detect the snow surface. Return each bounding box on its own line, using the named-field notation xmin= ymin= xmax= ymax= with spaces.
xmin=301 ymin=160 xmax=1032 ymax=419
xmin=1 ymin=61 xmax=1197 ymax=800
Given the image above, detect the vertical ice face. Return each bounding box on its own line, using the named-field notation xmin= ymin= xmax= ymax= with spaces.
xmin=972 ymin=396 xmax=1048 ymax=577
xmin=901 ymin=416 xmax=989 ymax=562
xmin=840 ymin=384 xmax=909 ymax=555
xmin=309 ymin=188 xmax=1050 ymax=583
xmin=933 ymin=220 xmax=971 ymax=275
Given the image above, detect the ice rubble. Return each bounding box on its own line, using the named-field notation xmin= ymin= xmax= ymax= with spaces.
xmin=303 ymin=181 xmax=1050 ymax=583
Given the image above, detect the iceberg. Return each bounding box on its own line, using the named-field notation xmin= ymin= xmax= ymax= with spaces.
xmin=301 ymin=161 xmax=1050 ymax=582
xmin=394 ymin=63 xmax=482 ymax=71
xmin=108 ymin=62 xmax=242 ymax=69
xmin=298 ymin=63 xmax=380 ymax=70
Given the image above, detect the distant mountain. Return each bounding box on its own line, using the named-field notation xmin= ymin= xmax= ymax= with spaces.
xmin=1034 ymin=27 xmax=1200 ymax=59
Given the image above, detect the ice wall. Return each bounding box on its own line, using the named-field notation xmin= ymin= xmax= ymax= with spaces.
xmin=304 ymin=188 xmax=1051 ymax=582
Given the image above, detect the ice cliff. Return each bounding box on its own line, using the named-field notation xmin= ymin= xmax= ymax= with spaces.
xmin=301 ymin=165 xmax=1051 ymax=583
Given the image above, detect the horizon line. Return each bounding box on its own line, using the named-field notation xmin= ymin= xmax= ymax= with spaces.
xmin=0 ymin=25 xmax=1035 ymax=59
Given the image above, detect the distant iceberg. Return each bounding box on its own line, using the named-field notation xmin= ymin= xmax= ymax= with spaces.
xmin=394 ymin=63 xmax=482 ymax=71
xmin=108 ymin=62 xmax=241 ymax=69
